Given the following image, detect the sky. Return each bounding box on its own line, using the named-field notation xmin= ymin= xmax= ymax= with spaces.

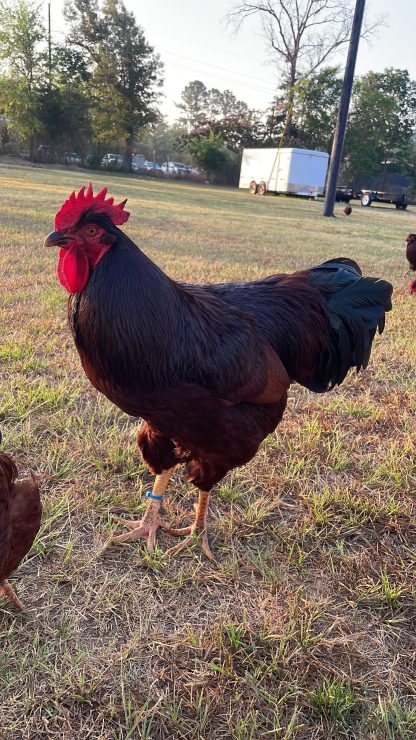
xmin=49 ymin=0 xmax=416 ymax=121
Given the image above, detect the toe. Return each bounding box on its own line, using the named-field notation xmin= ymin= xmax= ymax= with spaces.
xmin=112 ymin=515 xmax=142 ymax=530
xmin=164 ymin=528 xmax=214 ymax=560
xmin=161 ymin=524 xmax=192 ymax=536
xmin=200 ymin=532 xmax=214 ymax=561
xmin=146 ymin=526 xmax=158 ymax=552
xmin=113 ymin=527 xmax=148 ymax=543
xmin=0 ymin=582 xmax=25 ymax=611
xmin=165 ymin=536 xmax=193 ymax=558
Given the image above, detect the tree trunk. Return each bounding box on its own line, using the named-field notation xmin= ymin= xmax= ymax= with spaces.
xmin=281 ymin=64 xmax=297 ymax=146
xmin=282 ymin=96 xmax=294 ymax=145
xmin=122 ymin=130 xmax=133 ymax=172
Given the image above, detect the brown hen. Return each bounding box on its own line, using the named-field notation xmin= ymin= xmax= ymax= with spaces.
xmin=0 ymin=451 xmax=41 ymax=610
xmin=406 ymin=233 xmax=416 ymax=293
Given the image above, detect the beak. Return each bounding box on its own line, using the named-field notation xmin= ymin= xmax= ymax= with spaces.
xmin=44 ymin=230 xmax=69 ymax=247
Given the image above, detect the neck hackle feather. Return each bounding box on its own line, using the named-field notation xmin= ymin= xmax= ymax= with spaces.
xmin=54 ymin=183 xmax=130 ymax=230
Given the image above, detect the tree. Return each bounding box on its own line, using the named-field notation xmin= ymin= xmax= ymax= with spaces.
xmin=188 ymin=110 xmax=265 ymax=153
xmin=293 ymin=66 xmax=342 ymax=151
xmin=177 ymin=81 xmax=250 ymax=129
xmin=262 ymin=97 xmax=287 ymax=145
xmin=188 ymin=129 xmax=235 ymax=183
xmin=36 ymin=47 xmax=92 ymax=158
xmin=65 ymin=0 xmax=163 ymax=169
xmin=0 ymin=0 xmax=45 ymax=154
xmin=229 ymin=0 xmax=377 ymax=143
xmin=0 ymin=77 xmax=43 ymax=148
xmin=345 ymin=68 xmax=416 ymax=177
xmin=0 ymin=0 xmax=44 ymax=84
xmin=208 ymin=88 xmax=249 ymax=119
xmin=176 ymin=80 xmax=209 ymax=131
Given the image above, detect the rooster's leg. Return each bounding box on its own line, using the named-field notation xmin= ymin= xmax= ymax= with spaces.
xmin=0 ymin=580 xmax=24 ymax=611
xmin=164 ymin=491 xmax=214 ymax=561
xmin=113 ymin=466 xmax=176 ymax=552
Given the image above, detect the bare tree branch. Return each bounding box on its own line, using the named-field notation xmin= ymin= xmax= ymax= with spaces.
xmin=227 ymin=0 xmax=383 ymax=140
xmin=228 ymin=1 xmax=382 ymax=81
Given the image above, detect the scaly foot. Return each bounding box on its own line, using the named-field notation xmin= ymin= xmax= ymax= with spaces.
xmin=165 ymin=490 xmax=214 ymax=560
xmin=112 ymin=514 xmax=213 ymax=556
xmin=112 ymin=466 xmax=177 ymax=553
xmin=112 ymin=514 xmax=166 ymax=552
xmin=0 ymin=580 xmax=24 ymax=611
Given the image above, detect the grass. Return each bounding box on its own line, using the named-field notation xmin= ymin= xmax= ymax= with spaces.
xmin=0 ymin=160 xmax=415 ymax=739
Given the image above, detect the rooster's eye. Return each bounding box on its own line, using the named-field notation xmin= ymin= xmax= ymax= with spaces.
xmin=86 ymin=225 xmax=98 ymax=236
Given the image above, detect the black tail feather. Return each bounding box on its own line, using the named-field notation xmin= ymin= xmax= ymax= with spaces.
xmin=304 ymin=259 xmax=392 ymax=392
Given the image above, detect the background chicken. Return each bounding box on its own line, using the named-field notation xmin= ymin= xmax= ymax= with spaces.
xmin=406 ymin=233 xmax=416 ymax=293
xmin=45 ymin=184 xmax=392 ymax=559
xmin=0 ymin=445 xmax=41 ymax=610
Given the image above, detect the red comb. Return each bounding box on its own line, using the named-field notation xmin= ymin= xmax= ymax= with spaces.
xmin=54 ymin=183 xmax=130 ymax=230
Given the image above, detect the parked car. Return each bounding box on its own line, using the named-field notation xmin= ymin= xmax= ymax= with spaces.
xmin=65 ymin=151 xmax=82 ymax=165
xmin=139 ymin=160 xmax=163 ymax=174
xmin=161 ymin=161 xmax=175 ymax=175
xmin=37 ymin=145 xmax=52 ymax=162
xmin=85 ymin=153 xmax=102 ymax=169
xmin=188 ymin=167 xmax=208 ymax=182
xmin=161 ymin=161 xmax=190 ymax=176
xmin=131 ymin=157 xmax=162 ymax=174
xmin=131 ymin=154 xmax=146 ymax=172
xmin=102 ymin=153 xmax=123 ymax=169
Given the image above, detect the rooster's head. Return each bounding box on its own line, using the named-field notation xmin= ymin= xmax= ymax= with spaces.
xmin=44 ymin=183 xmax=130 ymax=293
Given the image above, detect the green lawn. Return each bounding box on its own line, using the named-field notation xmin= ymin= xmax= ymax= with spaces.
xmin=0 ymin=161 xmax=415 ymax=739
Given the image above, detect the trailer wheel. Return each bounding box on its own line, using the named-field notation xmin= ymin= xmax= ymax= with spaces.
xmin=257 ymin=181 xmax=267 ymax=196
xmin=249 ymin=180 xmax=258 ymax=195
xmin=360 ymin=192 xmax=373 ymax=207
xmin=396 ymin=204 xmax=408 ymax=210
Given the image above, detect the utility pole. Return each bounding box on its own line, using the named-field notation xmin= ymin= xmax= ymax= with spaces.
xmin=48 ymin=2 xmax=52 ymax=87
xmin=323 ymin=0 xmax=366 ymax=217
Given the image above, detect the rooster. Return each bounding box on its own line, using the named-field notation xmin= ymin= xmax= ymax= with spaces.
xmin=406 ymin=233 xmax=416 ymax=293
xmin=0 ymin=448 xmax=41 ymax=610
xmin=44 ymin=184 xmax=392 ymax=559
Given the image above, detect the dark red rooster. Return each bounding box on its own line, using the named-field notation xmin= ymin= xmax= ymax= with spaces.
xmin=45 ymin=184 xmax=392 ymax=559
xmin=0 ymin=448 xmax=41 ymax=609
xmin=406 ymin=233 xmax=416 ymax=293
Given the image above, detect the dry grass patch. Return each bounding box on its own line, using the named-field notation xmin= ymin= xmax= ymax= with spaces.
xmin=0 ymin=162 xmax=415 ymax=738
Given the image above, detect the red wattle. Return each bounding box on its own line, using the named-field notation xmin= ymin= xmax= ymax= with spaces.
xmin=57 ymin=246 xmax=90 ymax=293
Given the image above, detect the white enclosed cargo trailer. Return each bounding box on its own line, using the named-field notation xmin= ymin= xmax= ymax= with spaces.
xmin=239 ymin=147 xmax=329 ymax=198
